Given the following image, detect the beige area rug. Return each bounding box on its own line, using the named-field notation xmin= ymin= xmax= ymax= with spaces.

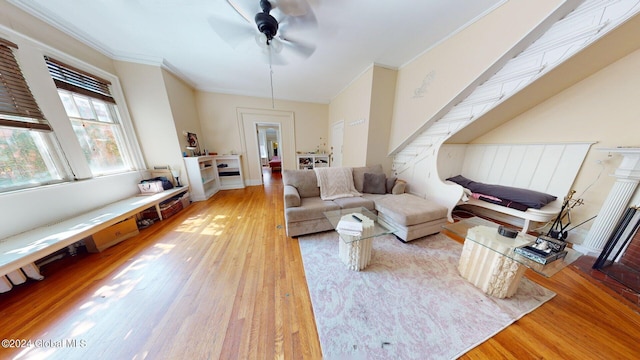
xmin=298 ymin=232 xmax=555 ymax=360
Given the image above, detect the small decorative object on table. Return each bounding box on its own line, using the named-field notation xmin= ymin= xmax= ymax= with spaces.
xmin=513 ymin=235 xmax=568 ymax=265
xmin=498 ymin=225 xmax=518 ymax=238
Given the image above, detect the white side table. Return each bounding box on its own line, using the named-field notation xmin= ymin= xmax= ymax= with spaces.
xmin=337 ymin=213 xmax=375 ymax=271
xmin=458 ymin=226 xmax=530 ymax=298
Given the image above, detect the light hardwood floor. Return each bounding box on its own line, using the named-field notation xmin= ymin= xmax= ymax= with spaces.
xmin=1 ymin=171 xmax=639 ymax=359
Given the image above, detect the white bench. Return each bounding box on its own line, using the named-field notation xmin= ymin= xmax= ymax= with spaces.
xmin=0 ymin=186 xmax=189 ymax=279
xmin=437 ymin=143 xmax=593 ymax=231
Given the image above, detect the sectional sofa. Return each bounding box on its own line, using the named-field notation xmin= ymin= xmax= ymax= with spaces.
xmin=282 ymin=164 xmax=448 ymax=241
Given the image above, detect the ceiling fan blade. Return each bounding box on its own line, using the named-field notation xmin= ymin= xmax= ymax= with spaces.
xmin=278 ymin=35 xmax=316 ymax=59
xmin=277 ymin=12 xmax=317 ymax=33
xmin=226 ymin=0 xmax=254 ymax=24
xmin=273 ymin=0 xmax=313 ymax=17
xmin=208 ymin=15 xmax=256 ymax=49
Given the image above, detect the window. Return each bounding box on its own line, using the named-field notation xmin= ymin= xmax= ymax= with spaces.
xmin=0 ymin=38 xmax=66 ymax=192
xmin=57 ymin=90 xmax=130 ymax=175
xmin=46 ymin=57 xmax=133 ymax=175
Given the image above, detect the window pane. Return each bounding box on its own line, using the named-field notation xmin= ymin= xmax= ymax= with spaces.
xmin=91 ymin=100 xmax=112 ymax=123
xmin=70 ymin=119 xmax=128 ymax=174
xmin=58 ymin=91 xmax=80 ymax=118
xmin=73 ymin=94 xmax=95 ymax=120
xmin=57 ymin=89 xmax=133 ymax=176
xmin=0 ymin=126 xmax=64 ymax=191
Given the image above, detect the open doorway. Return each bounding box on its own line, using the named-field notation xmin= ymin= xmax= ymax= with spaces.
xmin=237 ymin=108 xmax=294 ymax=186
xmin=256 ymin=123 xmax=282 ymax=181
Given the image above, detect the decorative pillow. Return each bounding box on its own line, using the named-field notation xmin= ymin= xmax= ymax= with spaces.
xmin=362 ymin=172 xmax=387 ymax=194
xmin=352 ymin=165 xmax=384 ymax=192
xmin=386 ymin=176 xmax=397 ymax=194
xmin=392 ymin=179 xmax=406 ymax=195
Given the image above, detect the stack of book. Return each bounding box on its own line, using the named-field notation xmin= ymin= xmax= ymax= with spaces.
xmin=336 ymin=213 xmax=373 ymax=238
xmin=336 ymin=214 xmax=362 ymax=236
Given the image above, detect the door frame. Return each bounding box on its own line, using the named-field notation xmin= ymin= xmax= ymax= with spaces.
xmin=237 ymin=107 xmax=295 ymax=186
xmin=331 ymin=120 xmax=344 ymax=167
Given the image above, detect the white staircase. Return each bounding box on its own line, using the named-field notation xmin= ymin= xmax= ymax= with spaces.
xmin=392 ymin=0 xmax=640 ymax=203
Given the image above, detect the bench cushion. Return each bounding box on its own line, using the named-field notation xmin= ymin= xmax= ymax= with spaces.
xmin=375 ymin=193 xmax=447 ymax=226
xmin=447 ymin=175 xmax=557 ymax=209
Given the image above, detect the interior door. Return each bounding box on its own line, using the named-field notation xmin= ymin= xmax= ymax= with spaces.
xmin=331 ymin=121 xmax=344 ymax=167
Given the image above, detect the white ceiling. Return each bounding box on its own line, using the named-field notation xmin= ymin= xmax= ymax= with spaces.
xmin=10 ymin=0 xmax=504 ymax=104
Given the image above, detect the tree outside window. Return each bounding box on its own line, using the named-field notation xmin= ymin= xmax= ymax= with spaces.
xmin=57 ymin=90 xmax=131 ymax=175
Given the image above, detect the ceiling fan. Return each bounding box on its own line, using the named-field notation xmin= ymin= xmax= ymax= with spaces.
xmin=211 ymin=0 xmax=318 ymax=64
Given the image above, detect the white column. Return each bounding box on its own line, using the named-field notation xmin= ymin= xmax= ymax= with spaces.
xmin=574 ymin=148 xmax=640 ymax=256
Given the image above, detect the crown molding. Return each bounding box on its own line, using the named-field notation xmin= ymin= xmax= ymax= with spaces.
xmin=8 ymin=0 xmax=198 ymax=89
xmin=8 ymin=0 xmax=115 ymax=58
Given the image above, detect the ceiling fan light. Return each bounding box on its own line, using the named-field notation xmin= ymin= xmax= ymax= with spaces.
xmin=256 ymin=33 xmax=269 ymax=48
xmin=271 ymin=38 xmax=283 ymax=53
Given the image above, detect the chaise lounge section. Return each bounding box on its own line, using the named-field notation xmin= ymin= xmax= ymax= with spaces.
xmin=282 ymin=165 xmax=448 ymax=241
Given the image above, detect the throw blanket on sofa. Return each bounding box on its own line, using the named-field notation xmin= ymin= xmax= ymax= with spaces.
xmin=314 ymin=167 xmax=361 ymax=200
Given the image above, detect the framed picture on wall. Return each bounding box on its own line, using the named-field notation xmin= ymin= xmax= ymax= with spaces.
xmin=186 ymin=132 xmax=200 ymax=155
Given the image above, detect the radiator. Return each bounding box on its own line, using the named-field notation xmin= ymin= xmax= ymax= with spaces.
xmin=0 ymin=263 xmax=45 ymax=293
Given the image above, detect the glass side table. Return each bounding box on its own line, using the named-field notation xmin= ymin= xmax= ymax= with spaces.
xmin=445 ymin=218 xmax=581 ymax=298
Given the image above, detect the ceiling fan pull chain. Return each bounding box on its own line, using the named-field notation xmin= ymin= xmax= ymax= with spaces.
xmin=269 ymin=46 xmax=275 ymax=109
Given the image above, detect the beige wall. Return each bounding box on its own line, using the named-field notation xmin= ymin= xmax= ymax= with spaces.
xmin=471 ymin=48 xmax=640 ymax=239
xmin=327 ymin=65 xmax=398 ymax=172
xmin=329 ymin=67 xmax=373 ymax=167
xmin=114 ymin=62 xmax=185 ymax=173
xmin=367 ymin=66 xmax=397 ymax=173
xmin=163 ymin=69 xmax=202 ymax=157
xmin=389 ymin=0 xmax=568 ymax=153
xmin=195 ymin=91 xmax=328 ymax=171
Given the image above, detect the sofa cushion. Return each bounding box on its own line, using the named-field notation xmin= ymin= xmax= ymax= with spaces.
xmin=333 ymin=196 xmax=376 ymax=211
xmin=285 ymin=197 xmax=340 ymax=222
xmin=352 ymin=164 xmax=384 ymax=193
xmin=362 ymin=172 xmax=386 ymax=194
xmin=283 ymin=169 xmax=320 ymax=198
xmin=361 ymin=193 xmax=389 ymax=203
xmin=375 ymin=193 xmax=447 ymax=226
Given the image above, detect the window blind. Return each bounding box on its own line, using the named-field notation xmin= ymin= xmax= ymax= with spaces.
xmin=0 ymin=38 xmax=50 ymax=131
xmin=44 ymin=56 xmax=115 ymax=104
